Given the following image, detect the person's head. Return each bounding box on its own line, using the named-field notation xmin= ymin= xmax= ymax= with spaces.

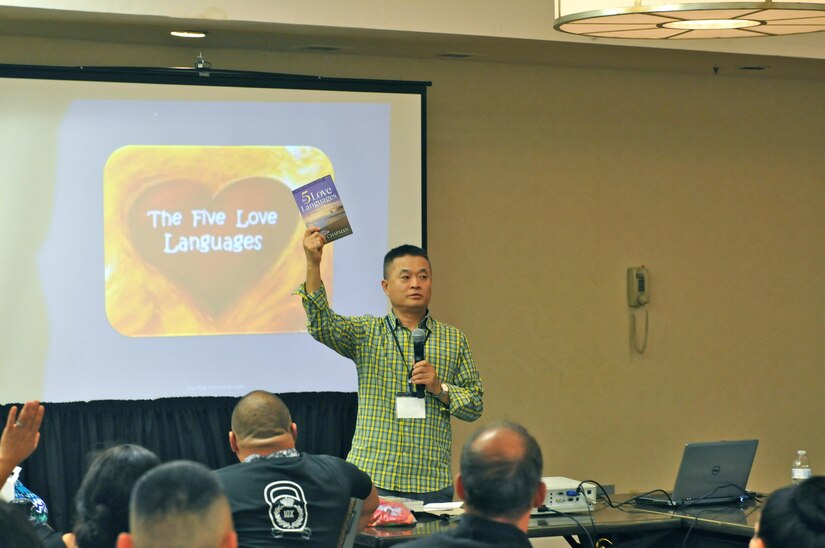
xmin=117 ymin=461 xmax=237 ymax=548
xmin=73 ymin=444 xmax=160 ymax=548
xmin=456 ymin=421 xmax=546 ymax=527
xmin=0 ymin=501 xmax=44 ymax=548
xmin=228 ymin=391 xmax=297 ymax=461
xmin=381 ymin=245 xmax=432 ymax=314
xmin=751 ymin=476 xmax=825 ymax=548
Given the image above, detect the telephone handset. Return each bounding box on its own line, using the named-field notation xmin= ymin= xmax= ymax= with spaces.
xmin=627 ymin=266 xmax=649 ymax=307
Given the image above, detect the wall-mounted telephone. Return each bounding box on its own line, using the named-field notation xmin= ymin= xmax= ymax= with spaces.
xmin=627 ymin=266 xmax=650 ymax=354
xmin=627 ymin=266 xmax=649 ymax=308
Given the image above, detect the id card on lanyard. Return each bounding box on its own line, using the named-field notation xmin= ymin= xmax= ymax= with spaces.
xmin=396 ymin=395 xmax=426 ymax=419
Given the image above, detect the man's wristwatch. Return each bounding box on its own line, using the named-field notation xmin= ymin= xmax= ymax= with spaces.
xmin=433 ymin=383 xmax=449 ymax=398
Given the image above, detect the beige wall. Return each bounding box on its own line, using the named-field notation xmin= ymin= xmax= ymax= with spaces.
xmin=2 ymin=35 xmax=823 ymax=495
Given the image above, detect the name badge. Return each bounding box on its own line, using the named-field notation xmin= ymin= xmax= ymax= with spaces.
xmin=396 ymin=394 xmax=426 ymax=419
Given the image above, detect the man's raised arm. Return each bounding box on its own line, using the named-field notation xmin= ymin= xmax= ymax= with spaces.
xmin=303 ymin=227 xmax=326 ymax=294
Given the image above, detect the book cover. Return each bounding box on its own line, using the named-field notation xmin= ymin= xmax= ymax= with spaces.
xmin=292 ymin=175 xmax=354 ymax=242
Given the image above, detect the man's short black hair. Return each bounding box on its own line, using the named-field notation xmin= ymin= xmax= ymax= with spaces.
xmin=758 ymin=476 xmax=825 ymax=547
xmin=383 ymin=245 xmax=430 ymax=279
xmin=459 ymin=421 xmax=543 ymax=520
xmin=129 ymin=460 xmax=230 ymax=548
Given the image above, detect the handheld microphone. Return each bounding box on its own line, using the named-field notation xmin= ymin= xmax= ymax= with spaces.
xmin=412 ymin=328 xmax=427 ymax=398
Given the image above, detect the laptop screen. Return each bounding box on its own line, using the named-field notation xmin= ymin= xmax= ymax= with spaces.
xmin=670 ymin=439 xmax=759 ymax=503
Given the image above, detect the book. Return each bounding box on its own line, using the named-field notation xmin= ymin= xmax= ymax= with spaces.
xmin=291 ymin=175 xmax=353 ymax=243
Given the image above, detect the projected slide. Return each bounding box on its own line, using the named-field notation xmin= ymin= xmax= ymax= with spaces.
xmin=105 ymin=146 xmax=332 ymax=336
xmin=0 ymin=73 xmax=423 ymax=402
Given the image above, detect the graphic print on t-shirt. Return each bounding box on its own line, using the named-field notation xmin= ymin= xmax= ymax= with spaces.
xmin=265 ymin=480 xmax=312 ymax=539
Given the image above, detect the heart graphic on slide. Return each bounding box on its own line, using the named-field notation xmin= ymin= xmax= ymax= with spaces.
xmin=127 ymin=177 xmax=301 ymax=319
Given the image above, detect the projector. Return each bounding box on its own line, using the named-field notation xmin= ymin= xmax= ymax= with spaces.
xmin=534 ymin=477 xmax=597 ymax=514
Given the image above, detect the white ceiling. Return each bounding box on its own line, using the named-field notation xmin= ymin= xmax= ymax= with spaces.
xmin=2 ymin=1 xmax=825 ymax=81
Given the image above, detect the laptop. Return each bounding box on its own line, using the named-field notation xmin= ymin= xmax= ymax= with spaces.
xmin=635 ymin=439 xmax=758 ymax=507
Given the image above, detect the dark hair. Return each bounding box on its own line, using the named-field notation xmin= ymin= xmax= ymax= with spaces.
xmin=758 ymin=476 xmax=825 ymax=548
xmin=231 ymin=390 xmax=292 ymax=440
xmin=459 ymin=421 xmax=543 ymax=520
xmin=0 ymin=501 xmax=44 ymax=548
xmin=129 ymin=460 xmax=229 ymax=548
xmin=73 ymin=444 xmax=160 ymax=548
xmin=382 ymin=245 xmax=430 ymax=279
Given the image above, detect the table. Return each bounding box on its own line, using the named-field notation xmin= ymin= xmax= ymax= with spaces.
xmin=356 ymin=495 xmax=761 ymax=547
xmin=635 ymin=498 xmax=760 ymax=547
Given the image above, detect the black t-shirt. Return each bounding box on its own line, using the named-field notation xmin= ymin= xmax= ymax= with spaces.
xmin=398 ymin=514 xmax=532 ymax=548
xmin=215 ymin=452 xmax=372 ymax=547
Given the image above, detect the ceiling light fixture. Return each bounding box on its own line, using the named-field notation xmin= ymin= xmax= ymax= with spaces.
xmin=170 ymin=30 xmax=207 ymax=39
xmin=554 ymin=0 xmax=825 ymax=39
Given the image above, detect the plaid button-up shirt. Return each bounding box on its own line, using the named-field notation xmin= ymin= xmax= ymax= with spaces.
xmin=296 ymin=283 xmax=483 ymax=493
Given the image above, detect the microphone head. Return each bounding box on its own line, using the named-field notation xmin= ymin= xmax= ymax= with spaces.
xmin=412 ymin=328 xmax=427 ymax=344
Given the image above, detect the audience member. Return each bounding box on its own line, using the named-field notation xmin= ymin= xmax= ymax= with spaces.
xmin=116 ymin=460 xmax=237 ymax=548
xmin=215 ymin=390 xmax=379 ymax=547
xmin=64 ymin=444 xmax=160 ymax=548
xmin=1 ymin=400 xmax=45 ymax=489
xmin=399 ymin=421 xmax=546 ymax=547
xmin=0 ymin=500 xmax=45 ymax=548
xmin=1 ymin=400 xmax=65 ymax=547
xmin=751 ymin=475 xmax=825 ymax=548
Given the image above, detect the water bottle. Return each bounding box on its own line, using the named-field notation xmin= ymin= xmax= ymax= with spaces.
xmin=792 ymin=450 xmax=812 ymax=485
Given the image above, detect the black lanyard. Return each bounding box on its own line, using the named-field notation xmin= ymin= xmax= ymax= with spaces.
xmin=385 ymin=315 xmax=430 ymax=377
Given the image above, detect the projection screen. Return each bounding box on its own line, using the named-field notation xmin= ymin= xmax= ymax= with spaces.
xmin=0 ymin=65 xmax=427 ymax=402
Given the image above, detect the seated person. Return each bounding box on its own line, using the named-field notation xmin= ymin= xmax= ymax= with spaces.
xmin=0 ymin=500 xmax=44 ymax=548
xmin=751 ymin=475 xmax=825 ymax=548
xmin=214 ymin=390 xmax=379 ymax=547
xmin=399 ymin=421 xmax=547 ymax=547
xmin=64 ymin=444 xmax=160 ymax=548
xmin=1 ymin=401 xmax=62 ymax=546
xmin=117 ymin=460 xmax=237 ymax=548
xmin=0 ymin=401 xmax=45 ymax=484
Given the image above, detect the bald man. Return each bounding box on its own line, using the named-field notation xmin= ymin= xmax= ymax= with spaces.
xmin=400 ymin=421 xmax=546 ymax=547
xmin=117 ymin=460 xmax=237 ymax=548
xmin=215 ymin=391 xmax=379 ymax=547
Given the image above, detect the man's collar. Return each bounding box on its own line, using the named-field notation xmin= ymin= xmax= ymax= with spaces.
xmin=388 ymin=309 xmax=432 ymax=331
xmin=242 ymin=448 xmax=300 ymax=463
xmin=457 ymin=513 xmax=529 ymax=538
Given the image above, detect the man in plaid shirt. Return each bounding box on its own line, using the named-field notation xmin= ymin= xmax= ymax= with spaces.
xmin=297 ymin=228 xmax=484 ymax=504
